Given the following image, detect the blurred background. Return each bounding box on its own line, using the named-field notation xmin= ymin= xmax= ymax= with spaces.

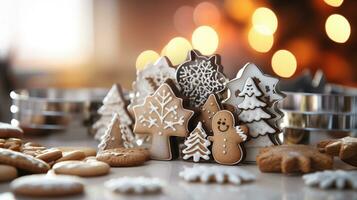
xmin=0 ymin=0 xmax=356 ymax=120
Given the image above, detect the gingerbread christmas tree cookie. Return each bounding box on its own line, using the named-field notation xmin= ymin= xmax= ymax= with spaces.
xmin=98 ymin=114 xmax=123 ymax=151
xmin=182 ymin=122 xmax=211 ymax=162
xmin=93 ymin=84 xmax=132 ymax=140
xmin=133 ymin=83 xmax=194 ymax=160
xmin=197 ymin=94 xmax=221 ymax=135
xmin=176 ymin=50 xmax=227 ymax=108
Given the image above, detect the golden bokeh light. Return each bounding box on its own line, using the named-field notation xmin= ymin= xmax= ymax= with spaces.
xmin=224 ymin=0 xmax=255 ymax=23
xmin=165 ymin=37 xmax=192 ymax=66
xmin=324 ymin=0 xmax=344 ymax=7
xmin=248 ymin=28 xmax=274 ymax=53
xmin=325 ymin=14 xmax=351 ymax=43
xmin=193 ymin=2 xmax=221 ymax=26
xmin=252 ymin=7 xmax=278 ymax=35
xmin=192 ymin=26 xmax=219 ymax=55
xmin=135 ymin=50 xmax=160 ymax=71
xmin=271 ymin=50 xmax=297 ymax=78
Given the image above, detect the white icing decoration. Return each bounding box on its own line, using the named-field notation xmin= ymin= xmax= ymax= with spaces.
xmin=53 ymin=160 xmax=107 ymax=170
xmin=120 ymin=124 xmax=136 ymax=148
xmin=0 ymin=122 xmax=23 ymax=132
xmin=176 ymin=51 xmax=227 ymax=107
xmin=98 ymin=113 xmax=124 ymax=151
xmin=129 ymin=57 xmax=176 ymax=109
xmin=10 ymin=174 xmax=83 ymax=190
xmin=179 ymin=166 xmax=255 ymax=185
xmin=105 ymin=177 xmax=164 ymax=194
xmin=182 ymin=122 xmax=211 ymax=162
xmin=303 ymin=170 xmax=357 ymax=190
xmin=0 ymin=148 xmax=48 ymax=168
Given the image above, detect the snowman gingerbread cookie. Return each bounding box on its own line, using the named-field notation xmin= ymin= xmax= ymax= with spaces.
xmin=208 ymin=110 xmax=248 ymax=165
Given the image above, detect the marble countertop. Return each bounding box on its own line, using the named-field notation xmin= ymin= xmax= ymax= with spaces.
xmin=0 ymin=127 xmax=356 ymax=200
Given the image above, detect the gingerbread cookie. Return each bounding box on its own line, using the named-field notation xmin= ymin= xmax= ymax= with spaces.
xmin=256 ymin=144 xmax=333 ymax=174
xmin=98 ymin=113 xmax=124 ymax=151
xmin=1 ymin=138 xmax=22 ymax=151
xmin=0 ymin=122 xmax=23 ymax=138
xmin=55 ymin=150 xmax=86 ymax=163
xmin=105 ymin=177 xmax=164 ymax=194
xmin=56 ymin=146 xmax=97 ymax=157
xmin=179 ymin=166 xmax=255 ymax=185
xmin=176 ymin=50 xmax=227 ymax=108
xmin=0 ymin=164 xmax=17 ymax=182
xmin=303 ymin=170 xmax=357 ymax=190
xmin=133 ymin=83 xmax=194 ymax=160
xmin=35 ymin=148 xmax=63 ymax=163
xmin=197 ymin=94 xmax=221 ymax=135
xmin=96 ymin=148 xmax=148 ymax=167
xmin=0 ymin=148 xmax=49 ymax=173
xmin=223 ymin=63 xmax=285 ymax=162
xmin=11 ymin=174 xmax=84 ymax=197
xmin=318 ymin=136 xmax=357 ymax=167
xmin=182 ymin=122 xmax=211 ymax=162
xmin=93 ymin=84 xmax=132 ymax=140
xmin=53 ymin=160 xmax=110 ymax=177
xmin=208 ymin=110 xmax=248 ymax=165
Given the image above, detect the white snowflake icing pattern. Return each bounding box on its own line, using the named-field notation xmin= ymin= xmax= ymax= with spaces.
xmin=138 ymin=89 xmax=184 ymax=131
xmin=179 ymin=165 xmax=256 ymax=185
xmin=303 ymin=170 xmax=357 ymax=190
xmin=177 ymin=52 xmax=226 ymax=108
xmin=104 ymin=177 xmax=164 ymax=194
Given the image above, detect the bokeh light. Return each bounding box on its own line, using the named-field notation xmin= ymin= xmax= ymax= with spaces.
xmin=135 ymin=50 xmax=160 ymax=71
xmin=174 ymin=6 xmax=195 ymax=35
xmin=248 ymin=28 xmax=274 ymax=53
xmin=193 ymin=2 xmax=220 ymax=26
xmin=165 ymin=37 xmax=192 ymax=65
xmin=271 ymin=50 xmax=297 ymax=78
xmin=325 ymin=14 xmax=351 ymax=43
xmin=252 ymin=7 xmax=278 ymax=35
xmin=324 ymin=0 xmax=344 ymax=7
xmin=224 ymin=0 xmax=255 ymax=23
xmin=192 ymin=26 xmax=219 ymax=55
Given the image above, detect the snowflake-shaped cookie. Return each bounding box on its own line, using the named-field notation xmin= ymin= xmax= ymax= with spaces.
xmin=303 ymin=170 xmax=357 ymax=190
xmin=179 ymin=165 xmax=255 ymax=185
xmin=104 ymin=177 xmax=164 ymax=194
xmin=176 ymin=50 xmax=226 ymax=108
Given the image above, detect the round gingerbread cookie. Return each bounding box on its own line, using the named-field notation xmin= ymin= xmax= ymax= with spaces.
xmin=53 ymin=160 xmax=110 ymax=177
xmin=0 ymin=148 xmax=50 ymax=173
xmin=0 ymin=122 xmax=23 ymax=138
xmin=11 ymin=174 xmax=84 ymax=197
xmin=55 ymin=150 xmax=86 ymax=163
xmin=96 ymin=148 xmax=147 ymax=167
xmin=0 ymin=164 xmax=18 ymax=182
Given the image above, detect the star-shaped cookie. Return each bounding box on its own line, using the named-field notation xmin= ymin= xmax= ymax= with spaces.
xmin=318 ymin=136 xmax=357 ymax=167
xmin=256 ymin=145 xmax=333 ymax=174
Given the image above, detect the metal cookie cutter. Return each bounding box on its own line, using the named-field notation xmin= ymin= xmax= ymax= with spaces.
xmin=10 ymin=88 xmax=109 ymax=133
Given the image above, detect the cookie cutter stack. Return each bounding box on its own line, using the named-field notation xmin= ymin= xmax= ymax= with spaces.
xmin=9 ymin=88 xmax=108 ymax=133
xmin=280 ymin=84 xmax=357 ymax=144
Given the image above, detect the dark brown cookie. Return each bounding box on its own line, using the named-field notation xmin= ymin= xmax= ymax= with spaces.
xmin=256 ymin=144 xmax=333 ymax=174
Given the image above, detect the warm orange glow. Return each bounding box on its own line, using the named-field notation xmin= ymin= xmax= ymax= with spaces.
xmin=135 ymin=50 xmax=160 ymax=70
xmin=252 ymin=7 xmax=278 ymax=35
xmin=224 ymin=0 xmax=255 ymax=23
xmin=324 ymin=0 xmax=344 ymax=7
xmin=174 ymin=6 xmax=195 ymax=35
xmin=271 ymin=50 xmax=297 ymax=78
xmin=248 ymin=28 xmax=274 ymax=53
xmin=164 ymin=37 xmax=192 ymax=65
xmin=325 ymin=14 xmax=351 ymax=43
xmin=287 ymin=38 xmax=317 ymax=67
xmin=193 ymin=2 xmax=220 ymax=26
xmin=192 ymin=26 xmax=219 ymax=55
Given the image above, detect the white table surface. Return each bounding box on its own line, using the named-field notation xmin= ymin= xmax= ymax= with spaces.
xmin=0 ymin=127 xmax=356 ymax=200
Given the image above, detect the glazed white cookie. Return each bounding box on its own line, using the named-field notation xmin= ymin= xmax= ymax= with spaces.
xmin=53 ymin=160 xmax=110 ymax=177
xmin=11 ymin=174 xmax=84 ymax=197
xmin=105 ymin=177 xmax=164 ymax=194
xmin=303 ymin=170 xmax=357 ymax=190
xmin=179 ymin=165 xmax=255 ymax=185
